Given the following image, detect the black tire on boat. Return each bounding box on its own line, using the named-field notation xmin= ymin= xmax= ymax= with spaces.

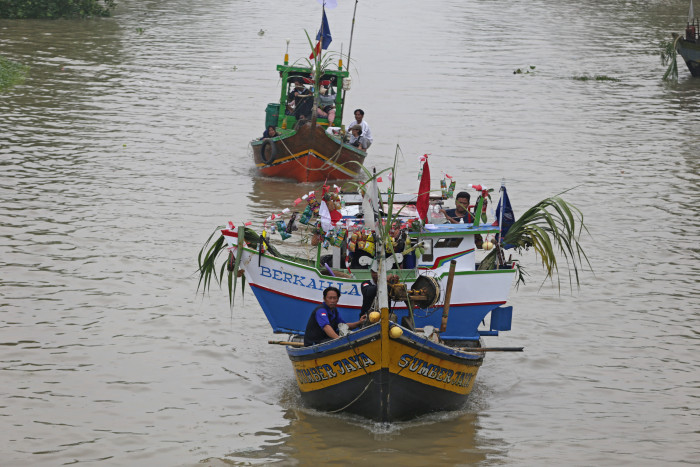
xmin=260 ymin=139 xmax=277 ymax=165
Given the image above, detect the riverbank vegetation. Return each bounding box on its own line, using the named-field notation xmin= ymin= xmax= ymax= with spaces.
xmin=0 ymin=0 xmax=116 ymax=19
xmin=0 ymin=56 xmax=29 ymax=91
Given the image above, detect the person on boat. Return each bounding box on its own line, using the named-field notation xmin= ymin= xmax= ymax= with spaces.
xmin=348 ymin=125 xmax=370 ymax=151
xmin=440 ymin=192 xmax=484 ymax=248
xmin=287 ymin=80 xmax=313 ymax=120
xmin=360 ymin=268 xmax=399 ymax=320
xmin=316 ymin=85 xmax=336 ymax=124
xmin=346 ymin=109 xmax=372 ymax=149
xmin=262 ymin=125 xmax=277 ymax=139
xmin=304 ymin=286 xmax=366 ymax=346
xmin=441 ymin=191 xmax=475 ymax=224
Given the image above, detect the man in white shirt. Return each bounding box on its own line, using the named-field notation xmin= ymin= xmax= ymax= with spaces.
xmin=347 ymin=108 xmax=372 ymax=149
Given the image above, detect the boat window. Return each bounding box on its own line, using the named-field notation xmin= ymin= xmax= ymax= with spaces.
xmin=434 ymin=238 xmax=463 ymax=249
xmin=421 ymin=239 xmax=433 ymax=262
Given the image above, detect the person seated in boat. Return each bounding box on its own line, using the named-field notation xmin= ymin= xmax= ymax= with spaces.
xmin=440 ymin=191 xmax=475 ymax=224
xmin=346 ymin=109 xmax=372 ymax=149
xmin=287 ymin=80 xmax=313 ymax=120
xmin=316 ymin=85 xmax=336 ymax=124
xmin=440 ymin=192 xmax=484 ymax=248
xmin=360 ymin=268 xmax=399 ymax=320
xmin=261 ymin=125 xmax=277 ymax=139
xmin=304 ymin=286 xmax=366 ymax=346
xmin=348 ymin=124 xmax=370 ymax=151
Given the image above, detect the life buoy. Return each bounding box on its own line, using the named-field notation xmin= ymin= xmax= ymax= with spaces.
xmin=260 ymin=138 xmax=277 ymax=164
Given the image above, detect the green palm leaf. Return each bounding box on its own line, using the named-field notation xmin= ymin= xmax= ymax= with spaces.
xmin=479 ymin=194 xmax=591 ymax=290
xmin=660 ymin=36 xmax=680 ymax=82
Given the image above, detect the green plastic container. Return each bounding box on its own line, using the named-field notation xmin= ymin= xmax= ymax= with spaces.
xmin=265 ymin=103 xmax=280 ymax=128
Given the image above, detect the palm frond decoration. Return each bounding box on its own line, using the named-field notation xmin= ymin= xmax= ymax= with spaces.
xmin=197 ymin=227 xmax=262 ymax=307
xmin=197 ymin=226 xmax=313 ymax=307
xmin=660 ymin=36 xmax=681 ymax=82
xmin=478 ymin=195 xmax=591 ymax=291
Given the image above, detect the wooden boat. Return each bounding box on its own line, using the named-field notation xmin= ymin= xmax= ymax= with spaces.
xmin=677 ymin=29 xmax=700 ymax=77
xmin=251 ymin=105 xmax=366 ymax=182
xmin=285 ymin=318 xmax=486 ymax=422
xmin=675 ymin=1 xmax=700 ymax=77
xmin=199 ymin=160 xmax=588 ymax=421
xmin=217 ymin=199 xmax=513 ymax=339
xmin=250 ymin=16 xmax=366 ymax=182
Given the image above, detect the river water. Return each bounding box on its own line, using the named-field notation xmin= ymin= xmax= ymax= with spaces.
xmin=1 ymin=0 xmax=699 ymax=465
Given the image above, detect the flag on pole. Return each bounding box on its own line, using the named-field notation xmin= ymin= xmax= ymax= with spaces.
xmin=310 ymin=10 xmax=332 ymax=59
xmin=416 ymin=157 xmax=431 ymax=222
xmin=495 ymin=186 xmax=516 ymax=249
xmin=319 ymin=201 xmax=332 ymax=232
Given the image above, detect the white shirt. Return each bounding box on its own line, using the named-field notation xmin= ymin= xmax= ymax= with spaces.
xmin=347 ymin=119 xmax=372 ymax=143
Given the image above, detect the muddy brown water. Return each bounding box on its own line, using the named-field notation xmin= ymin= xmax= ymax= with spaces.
xmin=1 ymin=0 xmax=699 ymax=465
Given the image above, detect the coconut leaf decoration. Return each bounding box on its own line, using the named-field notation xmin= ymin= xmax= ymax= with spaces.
xmin=478 ymin=195 xmax=591 ymax=290
xmin=660 ymin=36 xmax=680 ymax=82
xmin=197 ymin=226 xmax=312 ymax=307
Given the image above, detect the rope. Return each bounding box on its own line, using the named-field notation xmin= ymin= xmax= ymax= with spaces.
xmin=274 ymin=126 xmax=359 ymax=173
xmin=325 ymin=331 xmax=374 ymax=413
xmin=327 ymin=377 xmax=373 ymax=413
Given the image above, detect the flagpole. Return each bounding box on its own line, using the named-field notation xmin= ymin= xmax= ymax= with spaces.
xmin=311 ymin=3 xmax=326 ymax=130
xmin=372 ymin=168 xmax=389 ymax=313
xmin=340 ymin=0 xmax=359 ymax=124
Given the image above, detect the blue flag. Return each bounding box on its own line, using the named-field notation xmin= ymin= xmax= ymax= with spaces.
xmin=496 ymin=186 xmax=516 ymax=249
xmin=316 ymin=10 xmax=332 ymax=50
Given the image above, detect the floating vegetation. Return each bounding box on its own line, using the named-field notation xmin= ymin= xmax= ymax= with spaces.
xmin=660 ymin=37 xmax=680 ymax=82
xmin=572 ymin=74 xmax=621 ymax=82
xmin=136 ymin=27 xmax=144 ymax=35
xmin=0 ymin=56 xmax=29 ymax=91
xmin=513 ymin=65 xmax=536 ymax=74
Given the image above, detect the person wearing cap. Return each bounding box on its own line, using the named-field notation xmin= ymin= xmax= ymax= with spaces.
xmin=346 ymin=109 xmax=372 ymax=149
xmin=348 ymin=124 xmax=370 ymax=151
xmin=304 ymin=286 xmax=366 ymax=346
xmin=316 ymin=85 xmax=336 ymax=124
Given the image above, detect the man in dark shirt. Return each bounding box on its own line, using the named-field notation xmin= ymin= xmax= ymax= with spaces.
xmin=287 ymin=80 xmax=313 ymax=119
xmin=304 ymin=286 xmax=365 ymax=346
xmin=441 ymin=191 xmax=474 ymax=224
xmin=360 ymin=270 xmax=399 ymax=320
xmin=440 ymin=191 xmax=483 ymax=248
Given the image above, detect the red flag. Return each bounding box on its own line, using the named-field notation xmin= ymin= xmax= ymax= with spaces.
xmin=330 ymin=209 xmax=342 ymax=225
xmin=309 ymin=41 xmax=321 ymax=59
xmin=416 ymin=158 xmax=431 ymax=221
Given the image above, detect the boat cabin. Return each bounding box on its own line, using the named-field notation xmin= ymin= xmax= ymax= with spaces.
xmin=265 ymin=63 xmax=350 ymax=131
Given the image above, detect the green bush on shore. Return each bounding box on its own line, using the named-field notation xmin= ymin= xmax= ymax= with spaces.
xmin=0 ymin=0 xmax=116 ymax=19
